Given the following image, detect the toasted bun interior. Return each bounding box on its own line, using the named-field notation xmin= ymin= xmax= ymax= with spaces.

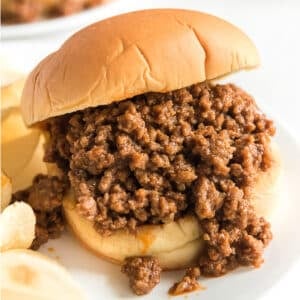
xmin=21 ymin=9 xmax=259 ymax=125
xmin=63 ymin=143 xmax=281 ymax=270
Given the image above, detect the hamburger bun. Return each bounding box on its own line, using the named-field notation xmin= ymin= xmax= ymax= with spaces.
xmin=21 ymin=9 xmax=259 ymax=126
xmin=63 ymin=143 xmax=281 ymax=270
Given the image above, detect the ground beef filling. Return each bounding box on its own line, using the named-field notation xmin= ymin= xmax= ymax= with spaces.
xmin=43 ymin=82 xmax=274 ymax=284
xmin=12 ymin=174 xmax=68 ymax=249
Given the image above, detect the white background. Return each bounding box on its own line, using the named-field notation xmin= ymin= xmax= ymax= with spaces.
xmin=1 ymin=0 xmax=300 ymax=299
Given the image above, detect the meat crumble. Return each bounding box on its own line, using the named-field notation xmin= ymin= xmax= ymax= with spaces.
xmin=12 ymin=174 xmax=69 ymax=249
xmin=121 ymin=256 xmax=162 ymax=295
xmin=13 ymin=81 xmax=275 ymax=294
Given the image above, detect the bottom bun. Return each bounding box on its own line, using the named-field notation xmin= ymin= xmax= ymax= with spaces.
xmin=63 ymin=143 xmax=281 ymax=270
xmin=64 ymin=196 xmax=203 ymax=270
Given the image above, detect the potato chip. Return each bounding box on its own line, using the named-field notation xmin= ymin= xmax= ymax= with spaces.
xmin=1 ymin=78 xmax=25 ymax=109
xmin=1 ymin=170 xmax=12 ymax=211
xmin=1 ymin=81 xmax=48 ymax=192
xmin=1 ymin=249 xmax=85 ymax=300
xmin=0 ymin=202 xmax=36 ymax=252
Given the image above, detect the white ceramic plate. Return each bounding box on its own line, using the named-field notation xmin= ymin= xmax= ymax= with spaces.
xmin=1 ymin=0 xmax=128 ymax=39
xmin=39 ymin=119 xmax=300 ymax=300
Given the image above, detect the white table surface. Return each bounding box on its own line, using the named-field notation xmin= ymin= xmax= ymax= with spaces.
xmin=1 ymin=0 xmax=299 ymax=299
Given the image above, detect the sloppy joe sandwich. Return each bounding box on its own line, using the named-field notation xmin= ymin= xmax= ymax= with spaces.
xmin=18 ymin=9 xmax=281 ymax=295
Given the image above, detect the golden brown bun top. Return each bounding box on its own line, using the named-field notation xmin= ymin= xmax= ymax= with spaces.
xmin=21 ymin=9 xmax=259 ymax=125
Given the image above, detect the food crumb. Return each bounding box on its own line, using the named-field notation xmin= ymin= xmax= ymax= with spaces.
xmin=168 ymin=267 xmax=204 ymax=296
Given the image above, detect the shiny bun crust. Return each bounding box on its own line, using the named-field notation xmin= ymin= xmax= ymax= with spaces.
xmin=63 ymin=144 xmax=281 ymax=270
xmin=21 ymin=9 xmax=259 ymax=125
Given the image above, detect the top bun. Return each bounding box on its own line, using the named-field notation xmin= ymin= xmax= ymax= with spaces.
xmin=21 ymin=9 xmax=259 ymax=125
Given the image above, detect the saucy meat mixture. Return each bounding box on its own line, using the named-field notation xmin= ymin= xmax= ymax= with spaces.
xmin=121 ymin=256 xmax=162 ymax=295
xmin=2 ymin=0 xmax=105 ymax=24
xmin=12 ymin=174 xmax=68 ymax=249
xmin=13 ymin=82 xmax=275 ymax=295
